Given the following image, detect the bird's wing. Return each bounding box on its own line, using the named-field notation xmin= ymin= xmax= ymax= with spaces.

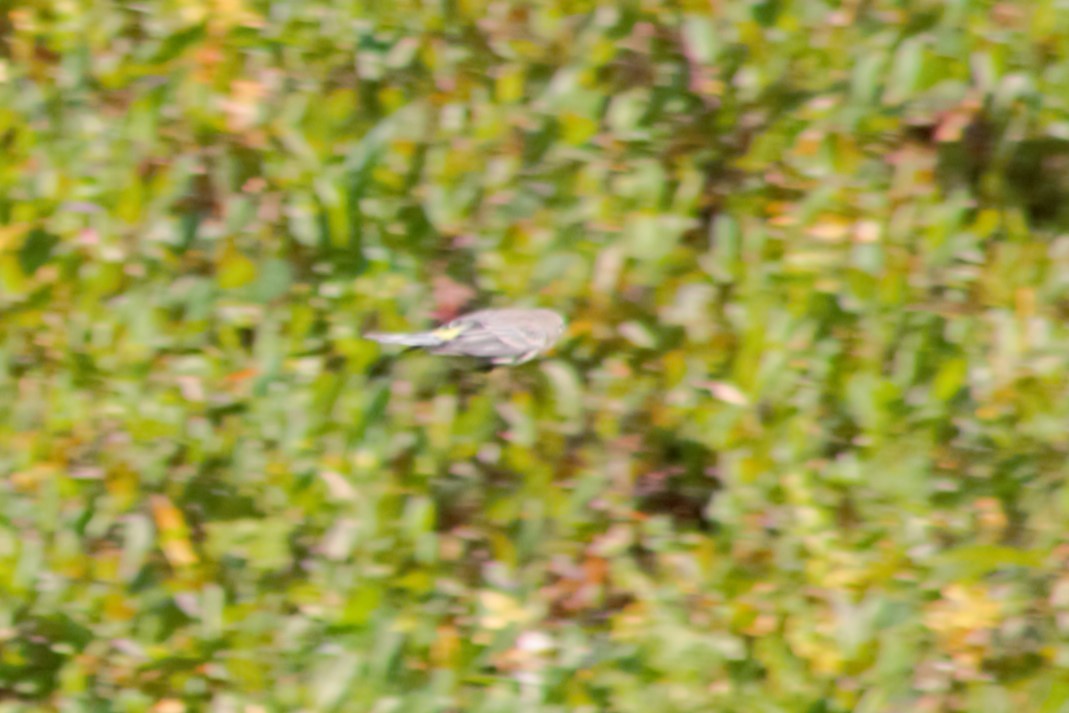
xmin=477 ymin=319 xmax=537 ymax=352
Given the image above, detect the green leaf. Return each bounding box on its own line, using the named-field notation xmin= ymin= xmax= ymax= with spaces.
xmin=249 ymin=259 xmax=293 ymax=303
xmin=18 ymin=229 xmax=59 ymax=275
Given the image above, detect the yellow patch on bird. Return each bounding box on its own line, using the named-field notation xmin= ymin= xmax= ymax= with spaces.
xmin=430 ymin=325 xmax=466 ymax=341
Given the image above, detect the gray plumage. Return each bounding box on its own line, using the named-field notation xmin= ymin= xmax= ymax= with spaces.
xmin=366 ymin=308 xmax=565 ymax=365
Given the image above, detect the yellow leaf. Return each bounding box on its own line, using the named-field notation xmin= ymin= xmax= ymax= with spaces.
xmin=478 ymin=591 xmax=533 ymax=630
xmin=217 ymin=249 xmax=257 ymax=289
xmin=150 ymin=496 xmax=198 ymax=567
xmin=496 ymin=66 xmax=525 ymax=103
xmin=806 ymin=215 xmax=852 ymax=241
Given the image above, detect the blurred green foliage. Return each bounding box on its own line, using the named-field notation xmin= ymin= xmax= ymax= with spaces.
xmin=1 ymin=0 xmax=1069 ymax=710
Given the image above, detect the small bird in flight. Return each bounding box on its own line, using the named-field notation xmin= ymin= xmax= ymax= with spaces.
xmin=366 ymin=308 xmax=565 ymax=365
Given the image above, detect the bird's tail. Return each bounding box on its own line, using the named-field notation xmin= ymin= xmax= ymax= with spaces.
xmin=365 ymin=330 xmax=445 ymax=347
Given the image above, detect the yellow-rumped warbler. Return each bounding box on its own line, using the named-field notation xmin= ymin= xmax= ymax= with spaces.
xmin=366 ymin=308 xmax=565 ymax=365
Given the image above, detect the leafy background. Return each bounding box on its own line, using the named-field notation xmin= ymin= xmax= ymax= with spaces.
xmin=2 ymin=1 xmax=1069 ymax=711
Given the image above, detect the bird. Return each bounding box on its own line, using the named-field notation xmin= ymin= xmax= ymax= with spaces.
xmin=365 ymin=307 xmax=566 ymax=365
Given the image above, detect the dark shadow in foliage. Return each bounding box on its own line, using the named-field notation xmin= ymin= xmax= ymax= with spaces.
xmin=0 ymin=6 xmax=12 ymax=59
xmin=803 ymin=697 xmax=850 ymax=713
xmin=982 ymin=612 xmax=1048 ymax=685
xmin=997 ymin=137 xmax=1069 ymax=230
xmin=18 ymin=229 xmax=59 ymax=276
xmin=633 ymin=432 xmax=720 ymax=531
xmin=0 ymin=612 xmax=93 ymax=701
xmin=180 ymin=461 xmax=264 ymax=525
xmin=926 ymin=113 xmax=1069 ymax=231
